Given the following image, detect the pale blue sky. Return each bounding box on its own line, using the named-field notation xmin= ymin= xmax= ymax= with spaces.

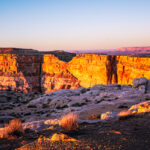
xmin=0 ymin=0 xmax=150 ymax=51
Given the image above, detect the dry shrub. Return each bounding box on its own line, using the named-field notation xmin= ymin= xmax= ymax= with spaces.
xmin=3 ymin=118 xmax=24 ymax=138
xmin=60 ymin=113 xmax=79 ymax=131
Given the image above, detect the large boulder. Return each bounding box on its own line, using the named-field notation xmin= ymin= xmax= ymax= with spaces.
xmin=132 ymin=77 xmax=148 ymax=93
xmin=132 ymin=77 xmax=148 ymax=88
xmin=101 ymin=112 xmax=116 ymax=120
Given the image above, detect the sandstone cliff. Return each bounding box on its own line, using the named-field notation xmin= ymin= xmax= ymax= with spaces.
xmin=68 ymin=54 xmax=108 ymax=87
xmin=116 ymin=56 xmax=150 ymax=84
xmin=0 ymin=54 xmax=42 ymax=93
xmin=0 ymin=48 xmax=150 ymax=93
xmin=41 ymin=55 xmax=80 ymax=93
xmin=68 ymin=54 xmax=150 ymax=87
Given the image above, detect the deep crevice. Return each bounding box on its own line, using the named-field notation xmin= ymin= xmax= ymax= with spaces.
xmin=106 ymin=55 xmax=118 ymax=84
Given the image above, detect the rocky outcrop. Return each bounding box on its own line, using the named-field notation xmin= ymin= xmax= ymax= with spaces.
xmin=0 ymin=48 xmax=150 ymax=93
xmin=41 ymin=55 xmax=80 ymax=93
xmin=68 ymin=54 xmax=108 ymax=87
xmin=116 ymin=56 xmax=150 ymax=85
xmin=0 ymin=77 xmax=150 ymax=125
xmin=0 ymin=54 xmax=42 ymax=93
xmin=68 ymin=54 xmax=150 ymax=87
xmin=0 ymin=48 xmax=78 ymax=93
xmin=28 ymin=78 xmax=150 ymax=120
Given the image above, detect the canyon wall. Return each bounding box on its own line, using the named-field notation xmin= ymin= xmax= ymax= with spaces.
xmin=41 ymin=55 xmax=80 ymax=93
xmin=68 ymin=55 xmax=150 ymax=87
xmin=41 ymin=54 xmax=150 ymax=91
xmin=68 ymin=55 xmax=108 ymax=87
xmin=116 ymin=56 xmax=150 ymax=85
xmin=0 ymin=54 xmax=42 ymax=93
xmin=0 ymin=49 xmax=150 ymax=93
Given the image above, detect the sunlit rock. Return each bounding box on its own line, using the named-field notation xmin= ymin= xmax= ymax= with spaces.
xmin=50 ymin=133 xmax=78 ymax=141
xmin=0 ymin=49 xmax=150 ymax=93
xmin=101 ymin=112 xmax=116 ymax=120
xmin=128 ymin=101 xmax=150 ymax=114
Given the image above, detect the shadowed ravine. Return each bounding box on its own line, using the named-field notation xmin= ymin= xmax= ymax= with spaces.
xmin=106 ymin=55 xmax=118 ymax=84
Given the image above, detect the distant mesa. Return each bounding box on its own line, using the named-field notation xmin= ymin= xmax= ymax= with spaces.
xmin=72 ymin=46 xmax=150 ymax=56
xmin=1 ymin=46 xmax=150 ymax=56
xmin=109 ymin=47 xmax=150 ymax=56
xmin=0 ymin=48 xmax=76 ymax=62
xmin=117 ymin=47 xmax=150 ymax=51
xmin=0 ymin=48 xmax=39 ymax=55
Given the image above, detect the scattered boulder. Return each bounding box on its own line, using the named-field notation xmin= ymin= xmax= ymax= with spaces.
xmin=132 ymin=77 xmax=148 ymax=88
xmin=117 ymin=100 xmax=150 ymax=120
xmin=128 ymin=100 xmax=150 ymax=114
xmin=1 ymin=77 xmax=150 ymax=125
xmin=101 ymin=112 xmax=116 ymax=120
xmin=132 ymin=77 xmax=148 ymax=93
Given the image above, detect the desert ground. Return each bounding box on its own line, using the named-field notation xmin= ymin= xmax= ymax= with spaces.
xmin=0 ymin=77 xmax=150 ymax=150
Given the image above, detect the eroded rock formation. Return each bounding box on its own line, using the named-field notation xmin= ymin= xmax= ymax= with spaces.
xmin=0 ymin=54 xmax=42 ymax=93
xmin=0 ymin=48 xmax=150 ymax=93
xmin=68 ymin=54 xmax=150 ymax=87
xmin=42 ymin=55 xmax=80 ymax=93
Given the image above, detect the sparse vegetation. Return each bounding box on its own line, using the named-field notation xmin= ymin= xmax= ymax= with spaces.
xmin=2 ymin=118 xmax=24 ymax=138
xmin=60 ymin=113 xmax=79 ymax=131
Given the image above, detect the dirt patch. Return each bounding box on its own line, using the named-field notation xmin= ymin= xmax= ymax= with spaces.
xmin=1 ymin=113 xmax=150 ymax=150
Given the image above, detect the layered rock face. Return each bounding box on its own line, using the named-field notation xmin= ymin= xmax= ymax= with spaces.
xmin=0 ymin=54 xmax=42 ymax=93
xmin=0 ymin=48 xmax=150 ymax=93
xmin=41 ymin=55 xmax=80 ymax=93
xmin=116 ymin=56 xmax=150 ymax=85
xmin=68 ymin=54 xmax=108 ymax=87
xmin=0 ymin=48 xmax=78 ymax=93
xmin=68 ymin=54 xmax=150 ymax=87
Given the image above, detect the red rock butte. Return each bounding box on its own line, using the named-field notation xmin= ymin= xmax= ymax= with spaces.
xmin=0 ymin=48 xmax=150 ymax=93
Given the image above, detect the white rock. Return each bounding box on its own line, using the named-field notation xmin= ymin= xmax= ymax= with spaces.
xmin=132 ymin=77 xmax=148 ymax=88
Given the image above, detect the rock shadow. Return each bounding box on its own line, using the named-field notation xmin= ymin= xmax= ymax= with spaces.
xmin=106 ymin=55 xmax=118 ymax=84
xmin=16 ymin=54 xmax=43 ymax=93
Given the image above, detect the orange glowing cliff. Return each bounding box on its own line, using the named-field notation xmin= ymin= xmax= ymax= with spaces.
xmin=0 ymin=48 xmax=150 ymax=93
